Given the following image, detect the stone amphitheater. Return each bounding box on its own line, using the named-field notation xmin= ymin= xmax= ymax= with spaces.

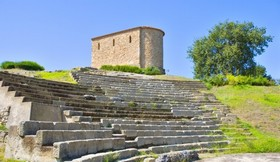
xmin=0 ymin=68 xmax=238 ymax=162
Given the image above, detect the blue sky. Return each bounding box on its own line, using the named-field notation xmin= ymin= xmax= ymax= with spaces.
xmin=0 ymin=0 xmax=279 ymax=79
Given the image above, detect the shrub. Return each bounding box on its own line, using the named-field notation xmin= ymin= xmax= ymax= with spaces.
xmin=101 ymin=65 xmax=143 ymax=74
xmin=143 ymin=67 xmax=161 ymax=75
xmin=0 ymin=61 xmax=44 ymax=71
xmin=252 ymin=76 xmax=274 ymax=86
xmin=116 ymin=65 xmax=143 ymax=74
xmin=226 ymin=74 xmax=253 ymax=85
xmin=0 ymin=61 xmax=16 ymax=69
xmin=16 ymin=61 xmax=45 ymax=71
xmin=205 ymin=74 xmax=275 ymax=86
xmin=100 ymin=65 xmax=162 ymax=75
xmin=204 ymin=74 xmax=227 ymax=86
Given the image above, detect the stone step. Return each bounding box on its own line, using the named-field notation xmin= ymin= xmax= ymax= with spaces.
xmin=63 ymin=104 xmax=171 ymax=113
xmin=36 ymin=130 xmax=112 ymax=146
xmin=64 ymin=110 xmax=83 ymax=116
xmin=0 ymin=74 xmax=87 ymax=92
xmin=78 ymin=80 xmax=205 ymax=91
xmin=149 ymin=140 xmax=229 ymax=154
xmin=53 ymin=138 xmax=125 ymax=161
xmin=125 ymin=140 xmax=138 ymax=148
xmin=65 ymin=109 xmax=172 ymax=117
xmin=106 ymin=88 xmax=186 ymax=93
xmin=112 ymin=124 xmax=219 ymax=132
xmin=15 ymin=90 xmax=107 ymax=106
xmin=71 ymin=148 xmax=138 ymax=162
xmin=72 ymin=116 xmax=93 ymax=122
xmin=172 ymin=109 xmax=205 ymax=117
xmin=79 ymin=78 xmax=205 ymax=88
xmin=74 ymin=112 xmax=187 ymax=120
xmin=108 ymin=92 xmax=191 ymax=98
xmin=1 ymin=80 xmax=94 ymax=98
xmin=121 ymin=130 xmax=223 ymax=139
xmin=191 ymin=116 xmax=219 ymax=121
xmin=18 ymin=121 xmax=101 ymax=136
xmin=101 ymin=118 xmax=215 ymax=126
xmin=135 ymin=135 xmax=225 ymax=148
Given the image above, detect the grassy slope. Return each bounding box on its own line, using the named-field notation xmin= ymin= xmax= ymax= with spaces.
xmin=207 ymin=85 xmax=280 ymax=153
xmin=209 ymin=85 xmax=280 ymax=137
xmin=35 ymin=70 xmax=76 ymax=84
xmin=154 ymin=75 xmax=197 ymax=81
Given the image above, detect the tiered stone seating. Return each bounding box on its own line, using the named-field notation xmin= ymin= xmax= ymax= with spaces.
xmin=100 ymin=118 xmax=227 ymax=150
xmin=72 ymin=71 xmax=224 ymax=119
xmin=0 ymin=71 xmax=191 ymax=126
xmin=5 ymin=121 xmax=128 ymax=161
xmin=0 ymin=70 xmax=234 ymax=161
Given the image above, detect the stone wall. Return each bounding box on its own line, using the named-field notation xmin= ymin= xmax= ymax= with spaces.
xmin=91 ymin=26 xmax=164 ymax=70
xmin=140 ymin=28 xmax=164 ymax=69
xmin=92 ymin=28 xmax=141 ymax=68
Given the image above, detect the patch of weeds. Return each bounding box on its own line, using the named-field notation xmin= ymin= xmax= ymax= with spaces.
xmin=204 ymin=96 xmax=210 ymax=101
xmin=211 ymin=107 xmax=218 ymax=111
xmin=170 ymin=100 xmax=178 ymax=104
xmin=137 ymin=150 xmax=158 ymax=159
xmin=141 ymin=105 xmax=147 ymax=109
xmin=103 ymin=152 xmax=119 ymax=162
xmin=0 ymin=124 xmax=7 ymax=131
xmin=128 ymin=101 xmax=137 ymax=107
xmin=151 ymin=103 xmax=158 ymax=109
xmin=108 ymin=102 xmax=115 ymax=106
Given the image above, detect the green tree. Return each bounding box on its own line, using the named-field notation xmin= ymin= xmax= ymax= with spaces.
xmin=188 ymin=21 xmax=273 ymax=79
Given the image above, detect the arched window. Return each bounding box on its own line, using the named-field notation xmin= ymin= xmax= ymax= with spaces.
xmin=98 ymin=43 xmax=100 ymax=50
xmin=113 ymin=39 xmax=115 ymax=46
xmin=129 ymin=36 xmax=132 ymax=43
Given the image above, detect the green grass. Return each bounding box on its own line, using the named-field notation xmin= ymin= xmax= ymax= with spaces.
xmin=0 ymin=124 xmax=7 ymax=131
xmin=154 ymin=75 xmax=197 ymax=81
xmin=35 ymin=70 xmax=76 ymax=84
xmin=103 ymin=153 xmax=119 ymax=162
xmin=100 ymin=65 xmax=162 ymax=75
xmin=0 ymin=61 xmax=44 ymax=71
xmin=209 ymin=85 xmax=280 ymax=138
xmin=221 ymin=120 xmax=280 ymax=153
xmin=137 ymin=150 xmax=158 ymax=159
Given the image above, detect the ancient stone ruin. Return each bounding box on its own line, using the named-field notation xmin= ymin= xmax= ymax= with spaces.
xmin=91 ymin=26 xmax=165 ymax=72
xmin=0 ymin=68 xmax=237 ymax=162
xmin=0 ymin=26 xmax=238 ymax=161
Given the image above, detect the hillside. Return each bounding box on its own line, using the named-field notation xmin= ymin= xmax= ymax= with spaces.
xmin=209 ymin=85 xmax=280 ymax=138
xmin=1 ymin=69 xmax=279 ymax=161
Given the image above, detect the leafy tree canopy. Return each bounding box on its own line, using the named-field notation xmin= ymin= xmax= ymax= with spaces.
xmin=188 ymin=21 xmax=273 ymax=79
